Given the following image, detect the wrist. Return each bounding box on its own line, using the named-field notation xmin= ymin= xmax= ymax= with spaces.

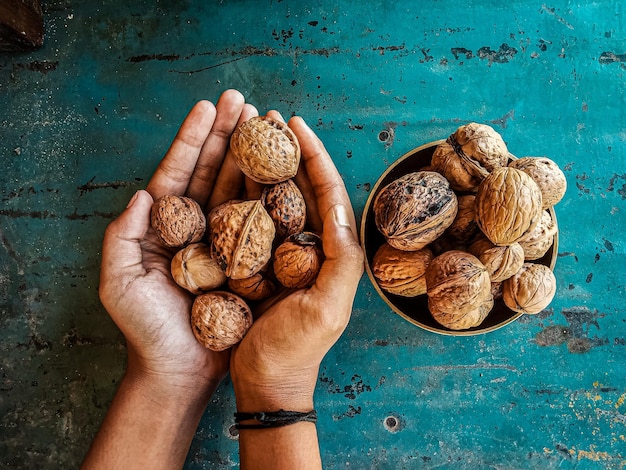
xmin=125 ymin=349 xmax=223 ymax=408
xmin=233 ymin=377 xmax=316 ymax=413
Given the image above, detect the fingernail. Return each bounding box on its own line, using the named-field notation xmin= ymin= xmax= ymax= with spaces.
xmin=126 ymin=191 xmax=140 ymax=208
xmin=332 ymin=204 xmax=352 ymax=228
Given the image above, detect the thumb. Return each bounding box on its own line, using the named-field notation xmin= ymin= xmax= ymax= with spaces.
xmin=314 ymin=204 xmax=365 ymax=308
xmin=100 ymin=190 xmax=154 ymax=289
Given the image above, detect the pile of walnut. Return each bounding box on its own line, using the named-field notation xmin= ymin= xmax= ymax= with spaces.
xmin=372 ymin=122 xmax=566 ymax=331
xmin=150 ymin=116 xmax=324 ymax=351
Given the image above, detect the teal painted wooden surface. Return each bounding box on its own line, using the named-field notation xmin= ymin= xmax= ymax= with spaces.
xmin=1 ymin=1 xmax=625 ymax=468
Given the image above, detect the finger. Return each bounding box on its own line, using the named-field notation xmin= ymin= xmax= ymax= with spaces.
xmin=187 ymin=90 xmax=246 ymax=206
xmin=146 ymin=101 xmax=217 ymax=200
xmin=207 ymin=104 xmax=259 ymax=211
xmin=294 ymin=164 xmax=321 ymax=233
xmin=99 ymin=190 xmax=154 ymax=308
xmin=265 ymin=111 xmax=321 ymax=229
xmin=308 ymin=204 xmax=364 ymax=326
xmin=287 ymin=116 xmax=357 ymax=233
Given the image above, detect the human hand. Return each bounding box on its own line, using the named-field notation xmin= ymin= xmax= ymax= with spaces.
xmin=99 ymin=90 xmax=257 ymax=398
xmin=229 ymin=113 xmax=365 ymax=413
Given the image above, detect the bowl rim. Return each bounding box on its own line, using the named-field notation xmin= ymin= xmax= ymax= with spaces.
xmin=359 ymin=139 xmax=559 ymax=336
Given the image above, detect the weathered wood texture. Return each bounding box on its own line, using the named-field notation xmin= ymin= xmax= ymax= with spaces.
xmin=1 ymin=1 xmax=625 ymax=469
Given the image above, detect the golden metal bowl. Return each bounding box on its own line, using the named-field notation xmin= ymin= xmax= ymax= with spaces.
xmin=360 ymin=140 xmax=558 ymax=336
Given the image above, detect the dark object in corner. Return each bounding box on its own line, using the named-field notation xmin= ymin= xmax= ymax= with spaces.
xmin=0 ymin=0 xmax=44 ymax=51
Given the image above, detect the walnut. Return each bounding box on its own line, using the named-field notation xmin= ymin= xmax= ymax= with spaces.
xmin=207 ymin=199 xmax=242 ymax=227
xmin=431 ymin=123 xmax=509 ymax=192
xmin=273 ymin=232 xmax=324 ymax=288
xmin=372 ymin=243 xmax=433 ymax=297
xmin=208 ymin=200 xmax=275 ymax=280
xmin=171 ymin=243 xmax=227 ymax=295
xmin=228 ymin=271 xmax=276 ymax=301
xmin=425 ymin=250 xmax=492 ymax=329
xmin=445 ymin=194 xmax=479 ymax=244
xmin=468 ymin=235 xmax=525 ymax=282
xmin=191 ymin=291 xmax=253 ymax=351
xmin=261 ymin=179 xmax=306 ymax=241
xmin=150 ymin=195 xmax=206 ymax=248
xmin=508 ymin=156 xmax=567 ymax=209
xmin=230 ymin=116 xmax=301 ymax=184
xmin=475 ymin=167 xmax=543 ymax=246
xmin=373 ymin=171 xmax=458 ymax=251
xmin=502 ymin=263 xmax=556 ymax=314
xmin=429 ymin=295 xmax=494 ymax=331
xmin=517 ymin=209 xmax=558 ymax=260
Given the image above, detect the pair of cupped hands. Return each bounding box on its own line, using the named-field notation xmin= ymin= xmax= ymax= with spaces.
xmin=99 ymin=89 xmax=364 ymax=412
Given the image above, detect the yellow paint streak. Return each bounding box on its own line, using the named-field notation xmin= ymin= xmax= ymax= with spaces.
xmin=616 ymin=393 xmax=626 ymax=409
xmin=577 ymin=446 xmax=610 ymax=461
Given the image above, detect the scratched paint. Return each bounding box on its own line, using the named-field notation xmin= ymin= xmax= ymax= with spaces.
xmin=1 ymin=0 xmax=625 ymax=468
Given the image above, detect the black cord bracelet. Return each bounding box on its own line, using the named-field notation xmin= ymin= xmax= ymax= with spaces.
xmin=234 ymin=409 xmax=317 ymax=430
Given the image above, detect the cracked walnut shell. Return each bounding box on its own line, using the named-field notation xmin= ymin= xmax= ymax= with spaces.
xmin=475 ymin=167 xmax=543 ymax=246
xmin=171 ymin=243 xmax=227 ymax=295
xmin=150 ymin=195 xmax=206 ymax=248
xmin=431 ymin=123 xmax=510 ymax=192
xmin=502 ymin=263 xmax=556 ymax=314
xmin=191 ymin=291 xmax=253 ymax=351
xmin=209 ymin=200 xmax=275 ymax=280
xmin=230 ymin=116 xmax=301 ymax=184
xmin=372 ymin=243 xmax=433 ymax=297
xmin=373 ymin=171 xmax=458 ymax=251
xmin=273 ymin=232 xmax=324 ymax=289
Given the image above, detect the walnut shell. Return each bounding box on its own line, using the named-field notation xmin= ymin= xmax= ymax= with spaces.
xmin=228 ymin=271 xmax=276 ymax=301
xmin=431 ymin=123 xmax=509 ymax=192
xmin=372 ymin=244 xmax=433 ymax=297
xmin=209 ymin=200 xmax=276 ymax=280
xmin=150 ymin=195 xmax=206 ymax=248
xmin=273 ymin=232 xmax=324 ymax=288
xmin=445 ymin=194 xmax=479 ymax=244
xmin=373 ymin=171 xmax=458 ymax=251
xmin=517 ymin=209 xmax=558 ymax=260
xmin=230 ymin=116 xmax=301 ymax=184
xmin=475 ymin=167 xmax=543 ymax=246
xmin=429 ymin=295 xmax=494 ymax=331
xmin=468 ymin=236 xmax=525 ymax=283
xmin=171 ymin=243 xmax=227 ymax=295
xmin=191 ymin=291 xmax=253 ymax=351
xmin=502 ymin=263 xmax=556 ymax=314
xmin=261 ymin=179 xmax=306 ymax=240
xmin=508 ymin=156 xmax=567 ymax=209
xmin=425 ymin=250 xmax=492 ymax=320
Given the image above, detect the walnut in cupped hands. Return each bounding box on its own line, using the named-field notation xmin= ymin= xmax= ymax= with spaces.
xmin=191 ymin=291 xmax=253 ymax=351
xmin=150 ymin=195 xmax=206 ymax=248
xmin=273 ymin=232 xmax=324 ymax=289
xmin=230 ymin=116 xmax=301 ymax=184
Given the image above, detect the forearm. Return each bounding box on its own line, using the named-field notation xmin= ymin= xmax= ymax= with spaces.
xmin=239 ymin=423 xmax=322 ymax=470
xmin=234 ymin=373 xmax=322 ymax=470
xmin=81 ymin=365 xmax=218 ymax=470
